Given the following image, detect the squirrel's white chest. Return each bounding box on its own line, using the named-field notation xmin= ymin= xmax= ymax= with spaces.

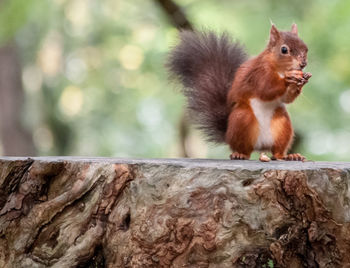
xmin=250 ymin=98 xmax=283 ymax=150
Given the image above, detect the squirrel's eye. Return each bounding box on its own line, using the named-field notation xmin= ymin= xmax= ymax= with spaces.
xmin=281 ymin=46 xmax=288 ymax=54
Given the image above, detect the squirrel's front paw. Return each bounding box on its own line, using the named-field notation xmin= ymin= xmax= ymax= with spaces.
xmin=300 ymin=72 xmax=312 ymax=86
xmin=282 ymin=82 xmax=302 ymax=103
xmin=285 ymin=70 xmax=303 ymax=84
xmin=303 ymin=72 xmax=312 ymax=80
xmin=285 ymin=70 xmax=312 ymax=86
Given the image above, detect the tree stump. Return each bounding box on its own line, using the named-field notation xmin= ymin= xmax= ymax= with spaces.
xmin=0 ymin=157 xmax=349 ymax=267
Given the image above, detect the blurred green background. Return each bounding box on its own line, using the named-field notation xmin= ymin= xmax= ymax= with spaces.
xmin=0 ymin=0 xmax=349 ymax=161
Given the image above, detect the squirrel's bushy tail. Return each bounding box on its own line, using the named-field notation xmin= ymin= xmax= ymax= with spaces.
xmin=167 ymin=30 xmax=247 ymax=143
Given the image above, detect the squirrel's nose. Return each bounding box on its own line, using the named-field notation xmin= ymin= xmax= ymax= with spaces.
xmin=300 ymin=61 xmax=307 ymax=69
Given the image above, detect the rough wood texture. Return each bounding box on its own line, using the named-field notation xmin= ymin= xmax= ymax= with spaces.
xmin=0 ymin=157 xmax=349 ymax=267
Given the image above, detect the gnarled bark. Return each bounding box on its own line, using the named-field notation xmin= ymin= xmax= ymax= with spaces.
xmin=0 ymin=157 xmax=349 ymax=267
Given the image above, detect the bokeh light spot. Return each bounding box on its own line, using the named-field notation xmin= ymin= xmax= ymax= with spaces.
xmin=118 ymin=45 xmax=144 ymax=70
xmin=33 ymin=126 xmax=54 ymax=151
xmin=307 ymin=131 xmax=335 ymax=155
xmin=133 ymin=25 xmax=157 ymax=44
xmin=65 ymin=57 xmax=87 ymax=83
xmin=137 ymin=98 xmax=162 ymax=129
xmin=65 ymin=0 xmax=89 ymax=28
xmin=339 ymin=90 xmax=350 ymax=113
xmin=22 ymin=66 xmax=43 ymax=93
xmin=59 ymin=86 xmax=84 ymax=117
xmin=38 ymin=33 xmax=63 ymax=76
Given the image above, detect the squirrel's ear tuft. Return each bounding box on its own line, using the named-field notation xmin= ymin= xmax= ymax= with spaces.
xmin=291 ymin=23 xmax=298 ymax=35
xmin=269 ymin=24 xmax=280 ymax=46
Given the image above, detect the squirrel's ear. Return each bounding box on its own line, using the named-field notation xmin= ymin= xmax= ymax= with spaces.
xmin=291 ymin=23 xmax=298 ymax=35
xmin=269 ymin=24 xmax=280 ymax=46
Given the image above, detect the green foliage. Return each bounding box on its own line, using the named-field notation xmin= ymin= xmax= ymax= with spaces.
xmin=268 ymin=259 xmax=274 ymax=268
xmin=2 ymin=0 xmax=350 ymax=160
xmin=0 ymin=0 xmax=49 ymax=45
xmin=262 ymin=258 xmax=274 ymax=268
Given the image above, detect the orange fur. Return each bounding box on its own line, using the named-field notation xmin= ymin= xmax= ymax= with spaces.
xmin=226 ymin=24 xmax=310 ymax=160
xmin=225 ymin=102 xmax=259 ymax=158
xmin=227 ymin=52 xmax=287 ymax=105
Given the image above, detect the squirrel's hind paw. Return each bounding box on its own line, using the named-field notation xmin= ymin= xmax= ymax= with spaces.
xmin=283 ymin=153 xmax=306 ymax=161
xmin=272 ymin=153 xmax=306 ymax=161
xmin=230 ymin=152 xmax=249 ymax=160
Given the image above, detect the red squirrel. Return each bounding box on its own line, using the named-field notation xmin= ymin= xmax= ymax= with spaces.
xmin=167 ymin=24 xmax=312 ymax=162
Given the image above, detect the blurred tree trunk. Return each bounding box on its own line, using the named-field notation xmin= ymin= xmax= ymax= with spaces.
xmin=155 ymin=0 xmax=193 ymax=157
xmin=0 ymin=42 xmax=35 ymax=156
xmin=154 ymin=0 xmax=193 ymax=30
